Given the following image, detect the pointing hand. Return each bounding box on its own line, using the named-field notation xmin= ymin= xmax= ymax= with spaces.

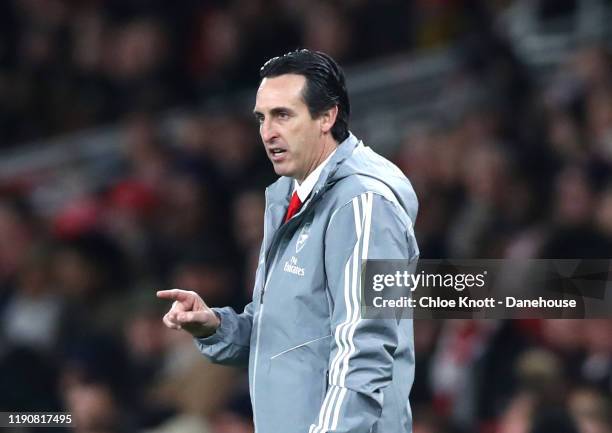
xmin=157 ymin=289 xmax=221 ymax=338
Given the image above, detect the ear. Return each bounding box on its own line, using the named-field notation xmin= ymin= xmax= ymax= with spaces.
xmin=319 ymin=105 xmax=339 ymax=134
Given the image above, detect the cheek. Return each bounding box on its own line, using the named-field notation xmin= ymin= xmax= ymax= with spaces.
xmin=285 ymin=127 xmax=305 ymax=153
xmin=298 ymin=122 xmax=319 ymax=145
xmin=285 ymin=118 xmax=317 ymax=156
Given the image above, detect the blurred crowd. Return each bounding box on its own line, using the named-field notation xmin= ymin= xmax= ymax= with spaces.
xmin=0 ymin=0 xmax=416 ymax=147
xmin=1 ymin=1 xmax=612 ymax=433
xmin=2 ymin=0 xmax=558 ymax=148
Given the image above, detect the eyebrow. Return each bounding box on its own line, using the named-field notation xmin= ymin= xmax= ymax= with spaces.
xmin=252 ymin=107 xmax=294 ymax=117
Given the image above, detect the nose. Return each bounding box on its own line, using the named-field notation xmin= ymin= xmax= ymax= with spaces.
xmin=260 ymin=119 xmax=278 ymax=144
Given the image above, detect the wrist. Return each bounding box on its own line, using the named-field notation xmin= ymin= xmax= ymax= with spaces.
xmin=193 ymin=311 xmax=221 ymax=338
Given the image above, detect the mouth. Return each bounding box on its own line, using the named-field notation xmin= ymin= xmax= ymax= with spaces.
xmin=268 ymin=147 xmax=287 ymax=162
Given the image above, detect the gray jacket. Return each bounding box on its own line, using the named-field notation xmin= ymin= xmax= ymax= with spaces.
xmin=195 ymin=133 xmax=419 ymax=433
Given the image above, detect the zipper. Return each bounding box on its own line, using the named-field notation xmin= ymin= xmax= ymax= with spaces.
xmin=259 ymin=188 xmax=272 ymax=303
xmin=251 ymin=257 xmax=279 ymax=432
xmin=251 ymin=301 xmax=264 ymax=431
xmin=260 ymin=229 xmax=285 ymax=303
xmin=270 ymin=334 xmax=332 ymax=360
xmin=252 ymin=187 xmax=277 ymax=431
xmin=321 ymin=369 xmax=329 ymax=405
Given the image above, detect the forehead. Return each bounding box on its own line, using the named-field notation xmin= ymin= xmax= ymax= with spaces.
xmin=254 ymin=74 xmax=307 ymax=111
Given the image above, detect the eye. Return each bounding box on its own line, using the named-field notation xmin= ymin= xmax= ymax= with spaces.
xmin=277 ymin=111 xmax=289 ymax=120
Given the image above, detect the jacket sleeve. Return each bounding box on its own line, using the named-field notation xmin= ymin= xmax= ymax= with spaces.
xmin=309 ymin=191 xmax=418 ymax=433
xmin=193 ymin=302 xmax=254 ymax=367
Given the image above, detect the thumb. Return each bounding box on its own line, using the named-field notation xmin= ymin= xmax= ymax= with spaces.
xmin=177 ymin=309 xmax=211 ymax=324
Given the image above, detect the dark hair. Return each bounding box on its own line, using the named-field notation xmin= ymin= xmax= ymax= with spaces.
xmin=259 ymin=49 xmax=350 ymax=142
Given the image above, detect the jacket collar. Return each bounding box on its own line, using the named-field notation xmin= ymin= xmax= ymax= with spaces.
xmin=266 ymin=132 xmax=360 ymax=207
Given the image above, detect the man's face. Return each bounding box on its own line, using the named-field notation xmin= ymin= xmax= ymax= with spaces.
xmin=254 ymin=74 xmax=327 ymax=182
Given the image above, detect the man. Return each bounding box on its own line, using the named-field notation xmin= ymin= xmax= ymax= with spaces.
xmin=158 ymin=49 xmax=419 ymax=433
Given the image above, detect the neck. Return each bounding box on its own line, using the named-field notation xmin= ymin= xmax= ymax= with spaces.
xmin=296 ymin=138 xmax=337 ymax=184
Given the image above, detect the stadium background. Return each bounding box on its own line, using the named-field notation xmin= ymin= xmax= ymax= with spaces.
xmin=0 ymin=1 xmax=611 ymax=432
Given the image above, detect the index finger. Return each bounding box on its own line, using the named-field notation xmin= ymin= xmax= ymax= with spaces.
xmin=156 ymin=289 xmax=193 ymax=303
